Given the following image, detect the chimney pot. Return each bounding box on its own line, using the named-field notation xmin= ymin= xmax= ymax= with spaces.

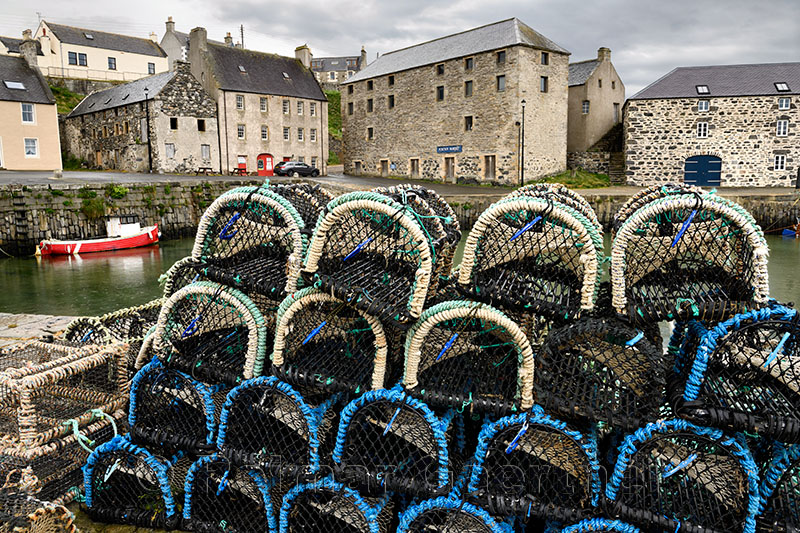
xmin=597 ymin=47 xmax=611 ymax=61
xmin=149 ymin=32 xmax=158 ymax=42
xmin=166 ymin=17 xmax=175 ymax=33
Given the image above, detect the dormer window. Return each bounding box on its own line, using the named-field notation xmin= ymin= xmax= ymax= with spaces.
xmin=238 ymin=65 xmax=246 ymax=72
xmin=775 ymin=82 xmax=790 ymax=92
xmin=3 ymin=81 xmax=25 ymax=90
xmin=696 ymin=85 xmax=710 ymax=94
xmin=84 ymin=33 xmax=94 ymax=39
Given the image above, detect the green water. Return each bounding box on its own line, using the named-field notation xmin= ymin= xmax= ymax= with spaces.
xmin=0 ymin=234 xmax=798 ymax=316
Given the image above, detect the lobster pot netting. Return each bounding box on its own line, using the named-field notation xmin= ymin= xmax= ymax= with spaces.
xmin=303 ymin=191 xmax=434 ymax=324
xmin=280 ymin=478 xmax=394 ymax=533
xmin=560 ymin=518 xmax=642 ymax=532
xmin=674 ymin=305 xmax=800 ymax=442
xmin=84 ymin=435 xmax=191 ymax=530
xmin=605 ymin=419 xmax=759 ymax=533
xmin=272 ymin=288 xmax=389 ymax=396
xmin=397 ymin=497 xmax=511 ymax=533
xmin=268 ymin=183 xmax=327 ymax=230
xmin=62 ymin=318 xmax=112 ymax=346
xmin=510 ymin=183 xmax=602 ymax=233
xmin=183 ymin=453 xmax=278 ymax=533
xmin=217 ymin=377 xmax=340 ymax=475
xmin=0 ymin=490 xmax=76 ymax=533
xmin=611 ymin=193 xmax=769 ymax=324
xmin=0 ymin=410 xmax=124 ymax=505
xmin=536 ymin=317 xmax=667 ymax=429
xmin=467 ymin=411 xmax=600 ymax=521
xmin=334 ymin=389 xmax=462 ymax=497
xmin=758 ymin=442 xmax=800 ymax=532
xmin=0 ymin=341 xmax=128 ymax=447
xmin=154 ymin=281 xmax=268 ymax=386
xmin=612 ymin=183 xmax=704 ymax=235
xmin=161 ymin=256 xmax=207 ymax=299
xmin=457 ymin=196 xmax=603 ymax=320
xmin=128 ymin=361 xmax=228 ymax=455
xmin=403 ymin=301 xmax=535 ymax=416
xmin=98 ymin=299 xmax=164 ymax=342
xmin=193 ymin=187 xmax=307 ymax=297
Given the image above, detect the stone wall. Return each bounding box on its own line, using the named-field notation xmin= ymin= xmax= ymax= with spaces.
xmin=567 ymin=151 xmax=610 ymax=174
xmin=625 ymin=95 xmax=798 ymax=186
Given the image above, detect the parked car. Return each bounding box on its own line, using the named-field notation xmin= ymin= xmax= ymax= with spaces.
xmin=274 ymin=161 xmax=320 ymax=177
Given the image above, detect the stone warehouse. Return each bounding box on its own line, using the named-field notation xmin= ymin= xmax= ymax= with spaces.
xmin=341 ymin=18 xmax=570 ymax=185
xmin=63 ymin=61 xmax=219 ymax=173
xmin=624 ymin=62 xmax=800 ymax=187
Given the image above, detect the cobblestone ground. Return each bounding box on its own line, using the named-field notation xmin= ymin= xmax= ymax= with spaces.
xmin=0 ymin=312 xmax=74 ymax=347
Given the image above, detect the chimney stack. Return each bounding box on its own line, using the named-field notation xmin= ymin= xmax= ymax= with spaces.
xmin=224 ymin=32 xmax=233 ymax=46
xmin=165 ymin=16 xmax=175 ymax=34
xmin=190 ymin=27 xmax=208 ymax=52
xmin=597 ymin=47 xmax=611 ymax=62
xmin=360 ymin=45 xmax=367 ymax=68
xmin=294 ymin=44 xmax=312 ymax=69
xmin=19 ymin=29 xmax=39 ymax=70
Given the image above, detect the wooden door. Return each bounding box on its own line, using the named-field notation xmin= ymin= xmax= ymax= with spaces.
xmin=684 ymin=155 xmax=721 ymax=186
xmin=257 ymin=154 xmax=274 ymax=176
xmin=95 ymin=151 xmax=102 ymax=167
xmin=445 ymin=157 xmax=455 ymax=182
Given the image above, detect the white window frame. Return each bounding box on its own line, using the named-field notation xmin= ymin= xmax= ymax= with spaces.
xmin=260 ymin=97 xmax=268 ymax=112
xmin=310 ymin=128 xmax=317 ymax=142
xmin=23 ymin=138 xmax=38 ymax=158
xmin=201 ymin=144 xmax=210 ymax=160
xmin=774 ymin=154 xmax=786 ymax=171
xmin=778 ymin=97 xmax=790 ymax=110
xmin=777 ymin=119 xmax=789 ymax=137
xmin=283 ymin=127 xmax=290 ymax=141
xmin=697 ymin=122 xmax=709 ymax=138
xmin=696 ymin=85 xmax=710 ymax=94
xmin=283 ymin=100 xmax=290 ymax=114
xmin=298 ymin=156 xmax=304 ymax=163
xmin=698 ymin=100 xmax=709 ymax=112
xmin=261 ymin=125 xmax=269 ymax=141
xmin=165 ymin=143 xmax=176 ymax=159
xmin=311 ymin=156 xmax=318 ymax=168
xmin=148 ymin=62 xmax=155 ymax=75
xmin=310 ymin=102 xmax=316 ymax=116
xmin=237 ymin=124 xmax=245 ymax=139
xmin=329 ymin=72 xmax=336 ymax=81
xmin=297 ymin=101 xmax=304 ymax=115
xmin=582 ymin=100 xmax=589 ymax=114
xmin=236 ymin=94 xmax=244 ymax=110
xmin=21 ymin=103 xmax=34 ymax=124
xmin=297 ymin=127 xmax=304 ymax=142
xmin=107 ymin=57 xmax=116 ymax=71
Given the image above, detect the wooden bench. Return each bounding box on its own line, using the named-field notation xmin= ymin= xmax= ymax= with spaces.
xmin=195 ymin=167 xmax=214 ymax=175
xmin=230 ymin=168 xmax=247 ymax=176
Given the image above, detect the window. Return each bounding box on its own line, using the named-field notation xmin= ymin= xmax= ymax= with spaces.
xmin=775 ymin=154 xmax=786 ymax=171
xmin=436 ymin=63 xmax=444 ymax=75
xmin=165 ymin=143 xmax=176 ymax=159
xmin=541 ymin=52 xmax=549 ymax=65
xmin=410 ymin=158 xmax=419 ymax=178
xmin=388 ymin=75 xmax=395 ymax=86
xmin=24 ymin=138 xmax=37 ymax=157
xmin=4 ymin=81 xmax=25 ymax=90
xmin=348 ymin=85 xmax=354 ymax=94
xmin=697 ymin=122 xmax=709 ymax=138
xmin=696 ymin=85 xmax=710 ymax=94
xmin=311 ymin=156 xmax=318 ymax=168
xmin=170 ymin=117 xmax=178 ymax=130
xmin=148 ymin=63 xmax=155 ymax=75
xmin=310 ymin=128 xmax=317 ymax=142
xmin=367 ymin=98 xmax=374 ymax=112
xmin=778 ymin=97 xmax=791 ymax=110
xmin=777 ymin=119 xmax=789 ymax=136
xmin=367 ymin=80 xmax=373 ymax=90
xmin=310 ymin=102 xmax=316 ymax=116
xmin=68 ymin=52 xmax=77 ymax=65
xmin=103 ymin=125 xmax=108 ymax=137
xmin=388 ymin=95 xmax=395 ymax=108
xmin=496 ymin=50 xmax=506 ymax=64
xmin=297 ymin=101 xmax=304 ymax=115
xmin=124 ymin=121 xmax=129 ymax=134
xmin=140 ymin=118 xmax=148 ymax=141
xmin=436 ymin=86 xmax=444 ymax=101
xmin=348 ymin=102 xmax=354 ymax=115
xmin=261 ymin=125 xmax=269 ymax=141
xmin=237 ymin=124 xmax=245 ymax=139
xmin=465 ymin=80 xmax=473 ymax=97
xmin=78 ymin=53 xmax=87 ymax=66
xmin=298 ymin=156 xmax=304 ymax=163
xmin=21 ymin=103 xmax=34 ymax=123
xmin=329 ymin=72 xmax=336 ymax=81
xmin=465 ymin=115 xmax=473 ymax=131
xmin=115 ymin=123 xmax=120 ymax=135
xmin=540 ymin=76 xmax=548 ymax=92
xmin=582 ymin=100 xmax=590 ymax=114
xmin=283 ymin=127 xmax=290 ymax=141
xmin=598 ymin=79 xmax=602 ymax=88
xmin=260 ymin=97 xmax=268 ymax=112
xmin=612 ymin=80 xmax=616 ymax=90
xmin=297 ymin=128 xmax=304 ymax=141
xmin=367 ymin=127 xmax=374 ymax=140
xmin=236 ymin=94 xmax=244 ymax=110
xmin=776 ymin=82 xmax=790 ymax=92
xmin=283 ymin=100 xmax=290 ymax=114
xmin=193 ymin=118 xmax=205 ymax=132
xmin=282 ymin=72 xmax=290 ymax=80
xmin=698 ymin=100 xmax=709 ymax=112
xmin=484 ymin=155 xmax=496 ymax=180
xmin=108 ymin=57 xmax=116 ymax=70
xmin=465 ymin=57 xmax=474 ymax=70
xmin=496 ymin=75 xmax=506 ymax=92
xmin=201 ymin=144 xmax=210 ymax=160
xmin=84 ymin=33 xmax=93 ymax=40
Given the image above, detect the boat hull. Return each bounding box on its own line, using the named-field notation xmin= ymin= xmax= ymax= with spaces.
xmin=38 ymin=225 xmax=159 ymax=255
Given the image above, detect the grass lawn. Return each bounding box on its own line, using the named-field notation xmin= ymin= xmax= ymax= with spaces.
xmin=540 ymin=169 xmax=611 ymax=188
xmin=50 ymin=85 xmax=85 ymax=115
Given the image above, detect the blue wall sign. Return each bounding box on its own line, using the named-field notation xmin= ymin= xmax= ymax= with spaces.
xmin=437 ymin=145 xmax=463 ymax=154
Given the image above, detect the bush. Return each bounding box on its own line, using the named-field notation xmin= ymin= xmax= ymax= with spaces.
xmin=328 ymin=150 xmax=340 ymax=165
xmin=62 ymin=152 xmax=87 ymax=170
xmin=105 ymin=184 xmax=128 ymax=199
xmin=80 ymin=198 xmax=105 ymax=219
xmin=62 ymin=200 xmax=72 ymax=207
xmin=50 ymin=189 xmax=65 ymax=197
xmin=325 ymin=90 xmax=341 ymax=138
xmin=78 ymin=187 xmax=97 ymax=199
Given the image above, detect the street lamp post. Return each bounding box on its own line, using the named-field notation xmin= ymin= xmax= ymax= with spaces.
xmin=143 ymin=86 xmax=152 ymax=173
xmin=520 ymin=99 xmax=526 ymax=187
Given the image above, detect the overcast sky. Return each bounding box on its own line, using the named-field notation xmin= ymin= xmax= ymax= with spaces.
xmin=2 ymin=0 xmax=798 ymax=95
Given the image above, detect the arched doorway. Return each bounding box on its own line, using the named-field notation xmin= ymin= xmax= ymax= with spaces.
xmin=257 ymin=153 xmax=274 ymax=176
xmin=684 ymin=155 xmax=721 ymax=186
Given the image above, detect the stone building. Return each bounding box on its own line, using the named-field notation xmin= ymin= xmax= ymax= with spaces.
xmin=311 ymin=47 xmax=367 ymax=89
xmin=624 ymin=62 xmax=800 ymax=187
xmin=31 ymin=21 xmax=168 ymax=82
xmin=340 ymin=18 xmax=570 ymax=185
xmin=0 ymin=33 xmax=61 ymax=171
xmin=188 ymin=27 xmax=328 ymax=175
xmin=63 ymin=61 xmax=219 ymax=173
xmin=160 ymin=17 xmax=230 ymax=71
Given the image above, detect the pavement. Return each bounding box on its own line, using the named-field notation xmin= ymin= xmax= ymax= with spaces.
xmin=0 ymin=312 xmax=75 ymax=348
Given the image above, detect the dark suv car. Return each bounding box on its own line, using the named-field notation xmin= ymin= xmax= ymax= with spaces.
xmin=274 ymin=161 xmax=320 ymax=177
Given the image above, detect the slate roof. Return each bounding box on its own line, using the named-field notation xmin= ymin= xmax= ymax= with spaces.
xmin=311 ymin=56 xmax=362 ymax=72
xmin=347 ymin=18 xmax=569 ymax=83
xmin=206 ymin=42 xmax=326 ymax=101
xmin=68 ymin=71 xmax=175 ymax=117
xmin=171 ymin=30 xmax=225 ymax=48
xmin=631 ymin=62 xmax=800 ymax=99
xmin=568 ymin=59 xmax=598 ymax=86
xmin=44 ymin=22 xmax=166 ymax=58
xmin=0 ymin=55 xmax=54 ymax=104
xmin=0 ymin=36 xmax=44 ymax=56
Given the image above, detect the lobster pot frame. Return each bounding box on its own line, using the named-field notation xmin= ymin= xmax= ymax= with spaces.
xmin=99 ymin=299 xmax=164 ymax=343
xmin=605 ymin=419 xmax=760 ymax=533
xmin=0 ymin=341 xmax=128 ymax=447
xmin=536 ymin=317 xmax=667 ymax=429
xmin=387 ymin=184 xmax=461 ymax=249
xmin=560 ymin=518 xmax=641 ymax=532
xmin=161 ymin=256 xmax=206 ymax=299
xmin=510 ymin=183 xmax=602 ymax=233
xmin=612 ymin=183 xmax=704 ymax=236
xmin=128 ymin=361 xmax=227 ymax=455
xmin=0 ymin=490 xmax=76 ymax=533
xmin=397 ymin=497 xmax=511 ymax=533
xmin=217 ymin=377 xmax=340 ymax=475
xmin=303 ymin=191 xmax=434 ymax=325
xmin=183 ymin=453 xmax=278 ymax=533
xmin=673 ymin=305 xmax=800 ymax=442
xmin=611 ymin=193 xmax=769 ymax=324
xmin=154 ymin=281 xmax=268 ymax=385
xmin=279 ymin=477 xmax=393 ymax=533
xmin=268 ymin=183 xmax=328 ymax=230
xmin=84 ymin=435 xmax=191 ymax=530
xmin=272 ymin=288 xmax=389 ymax=396
xmin=758 ymin=442 xmax=800 ymax=532
xmin=333 ymin=389 xmax=462 ymax=497
xmin=193 ymin=187 xmax=307 ymax=297
xmin=0 ymin=410 xmax=124 ymax=505
xmin=457 ymin=196 xmax=603 ymax=320
xmin=467 ymin=410 xmax=600 ymax=521
xmin=62 ymin=318 xmax=112 ymax=346
xmin=403 ymin=301 xmax=535 ymax=416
